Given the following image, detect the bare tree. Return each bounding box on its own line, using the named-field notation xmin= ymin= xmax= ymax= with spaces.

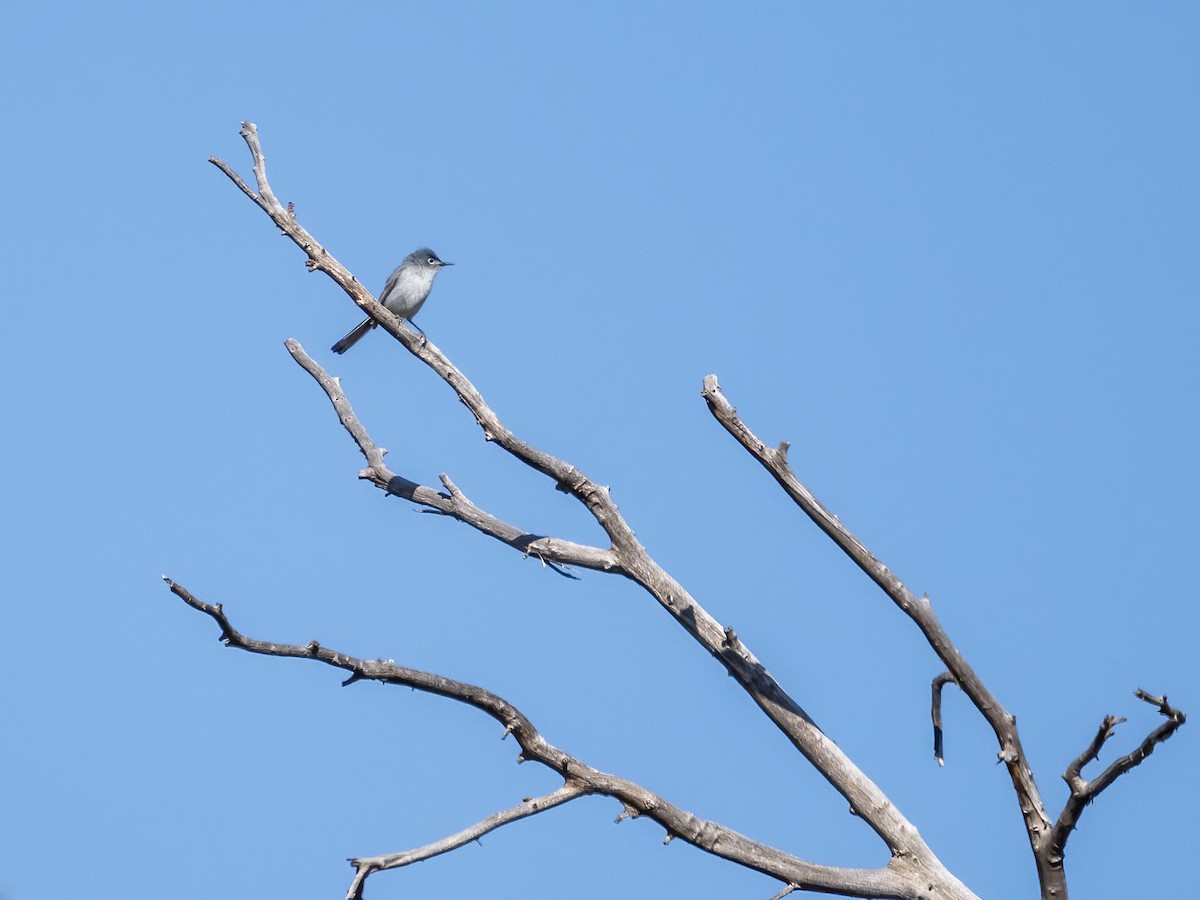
xmin=170 ymin=122 xmax=1185 ymax=900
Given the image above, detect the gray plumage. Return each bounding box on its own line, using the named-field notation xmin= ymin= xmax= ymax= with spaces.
xmin=331 ymin=247 xmax=453 ymax=354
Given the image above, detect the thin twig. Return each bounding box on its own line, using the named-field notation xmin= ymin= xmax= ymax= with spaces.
xmin=346 ymin=785 xmax=586 ymax=900
xmin=931 ymin=672 xmax=957 ymax=766
xmin=285 ymin=338 xmax=615 ymax=574
xmin=1048 ymin=690 xmax=1186 ymax=864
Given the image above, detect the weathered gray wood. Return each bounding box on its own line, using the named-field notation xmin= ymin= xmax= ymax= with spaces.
xmin=189 ymin=121 xmax=1184 ymax=900
xmin=700 ymin=374 xmax=1185 ymax=898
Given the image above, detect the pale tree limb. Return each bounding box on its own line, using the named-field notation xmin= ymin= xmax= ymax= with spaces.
xmin=163 ymin=578 xmax=940 ymax=900
xmin=212 ymin=121 xmax=977 ymax=898
xmin=282 ymin=339 xmax=973 ymax=896
xmin=701 ymin=374 xmax=1053 ymax=886
xmin=345 ymin=785 xmax=586 ymax=900
xmin=699 ymin=374 xmax=1186 ymax=899
xmin=286 ymin=337 xmax=606 ymax=577
xmin=1047 ymin=690 xmax=1185 ymax=865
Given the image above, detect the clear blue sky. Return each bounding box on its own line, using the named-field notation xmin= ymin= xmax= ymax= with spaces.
xmin=2 ymin=3 xmax=1196 ymax=898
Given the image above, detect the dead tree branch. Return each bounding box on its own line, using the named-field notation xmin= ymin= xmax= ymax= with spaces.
xmin=210 ymin=121 xmax=978 ymax=899
xmin=164 ymin=578 xmax=937 ymax=900
xmin=699 ymin=374 xmax=1186 ymax=898
xmin=701 ymin=375 xmax=1052 ymax=872
xmin=930 ymin=672 xmax=957 ymax=767
xmin=286 ymin=338 xmax=609 ymax=576
xmin=1047 ymin=690 xmax=1185 ymax=865
xmin=344 ymin=785 xmax=586 ymax=900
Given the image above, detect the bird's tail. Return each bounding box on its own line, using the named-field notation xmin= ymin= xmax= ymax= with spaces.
xmin=331 ymin=318 xmax=376 ymax=354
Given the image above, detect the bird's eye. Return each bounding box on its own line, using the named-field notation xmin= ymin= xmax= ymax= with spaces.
xmin=427 ymin=257 xmax=437 ymax=265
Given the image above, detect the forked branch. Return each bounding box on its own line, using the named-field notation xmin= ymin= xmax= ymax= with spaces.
xmin=1048 ymin=690 xmax=1185 ymax=864
xmin=212 ymin=121 xmax=975 ymax=899
xmin=700 ymin=374 xmax=1186 ymax=898
xmin=345 ymin=785 xmax=586 ymax=900
xmin=163 ymin=577 xmax=933 ymax=900
xmin=286 ymin=337 xmax=610 ymax=576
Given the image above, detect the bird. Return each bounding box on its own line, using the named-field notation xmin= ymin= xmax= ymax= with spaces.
xmin=331 ymin=248 xmax=453 ymax=354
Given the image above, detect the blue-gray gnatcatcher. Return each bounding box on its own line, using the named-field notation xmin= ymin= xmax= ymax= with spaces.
xmin=331 ymin=247 xmax=453 ymax=354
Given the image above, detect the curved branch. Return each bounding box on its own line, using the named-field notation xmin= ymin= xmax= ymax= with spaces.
xmin=345 ymin=785 xmax=586 ymax=900
xmin=930 ymin=672 xmax=957 ymax=767
xmin=1048 ymin=690 xmax=1185 ymax=864
xmin=286 ymin=338 xmax=613 ymax=575
xmin=164 ymin=578 xmax=939 ymax=900
xmin=700 ymin=374 xmax=1056 ymax=886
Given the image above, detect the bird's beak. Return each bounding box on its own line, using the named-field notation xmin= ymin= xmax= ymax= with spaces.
xmin=439 ymin=261 xmax=455 ymax=267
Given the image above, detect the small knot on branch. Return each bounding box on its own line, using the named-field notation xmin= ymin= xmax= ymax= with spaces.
xmin=613 ymin=804 xmax=640 ymax=824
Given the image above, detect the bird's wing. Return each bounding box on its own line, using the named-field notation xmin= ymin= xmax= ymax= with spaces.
xmin=379 ymin=265 xmax=405 ymax=304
